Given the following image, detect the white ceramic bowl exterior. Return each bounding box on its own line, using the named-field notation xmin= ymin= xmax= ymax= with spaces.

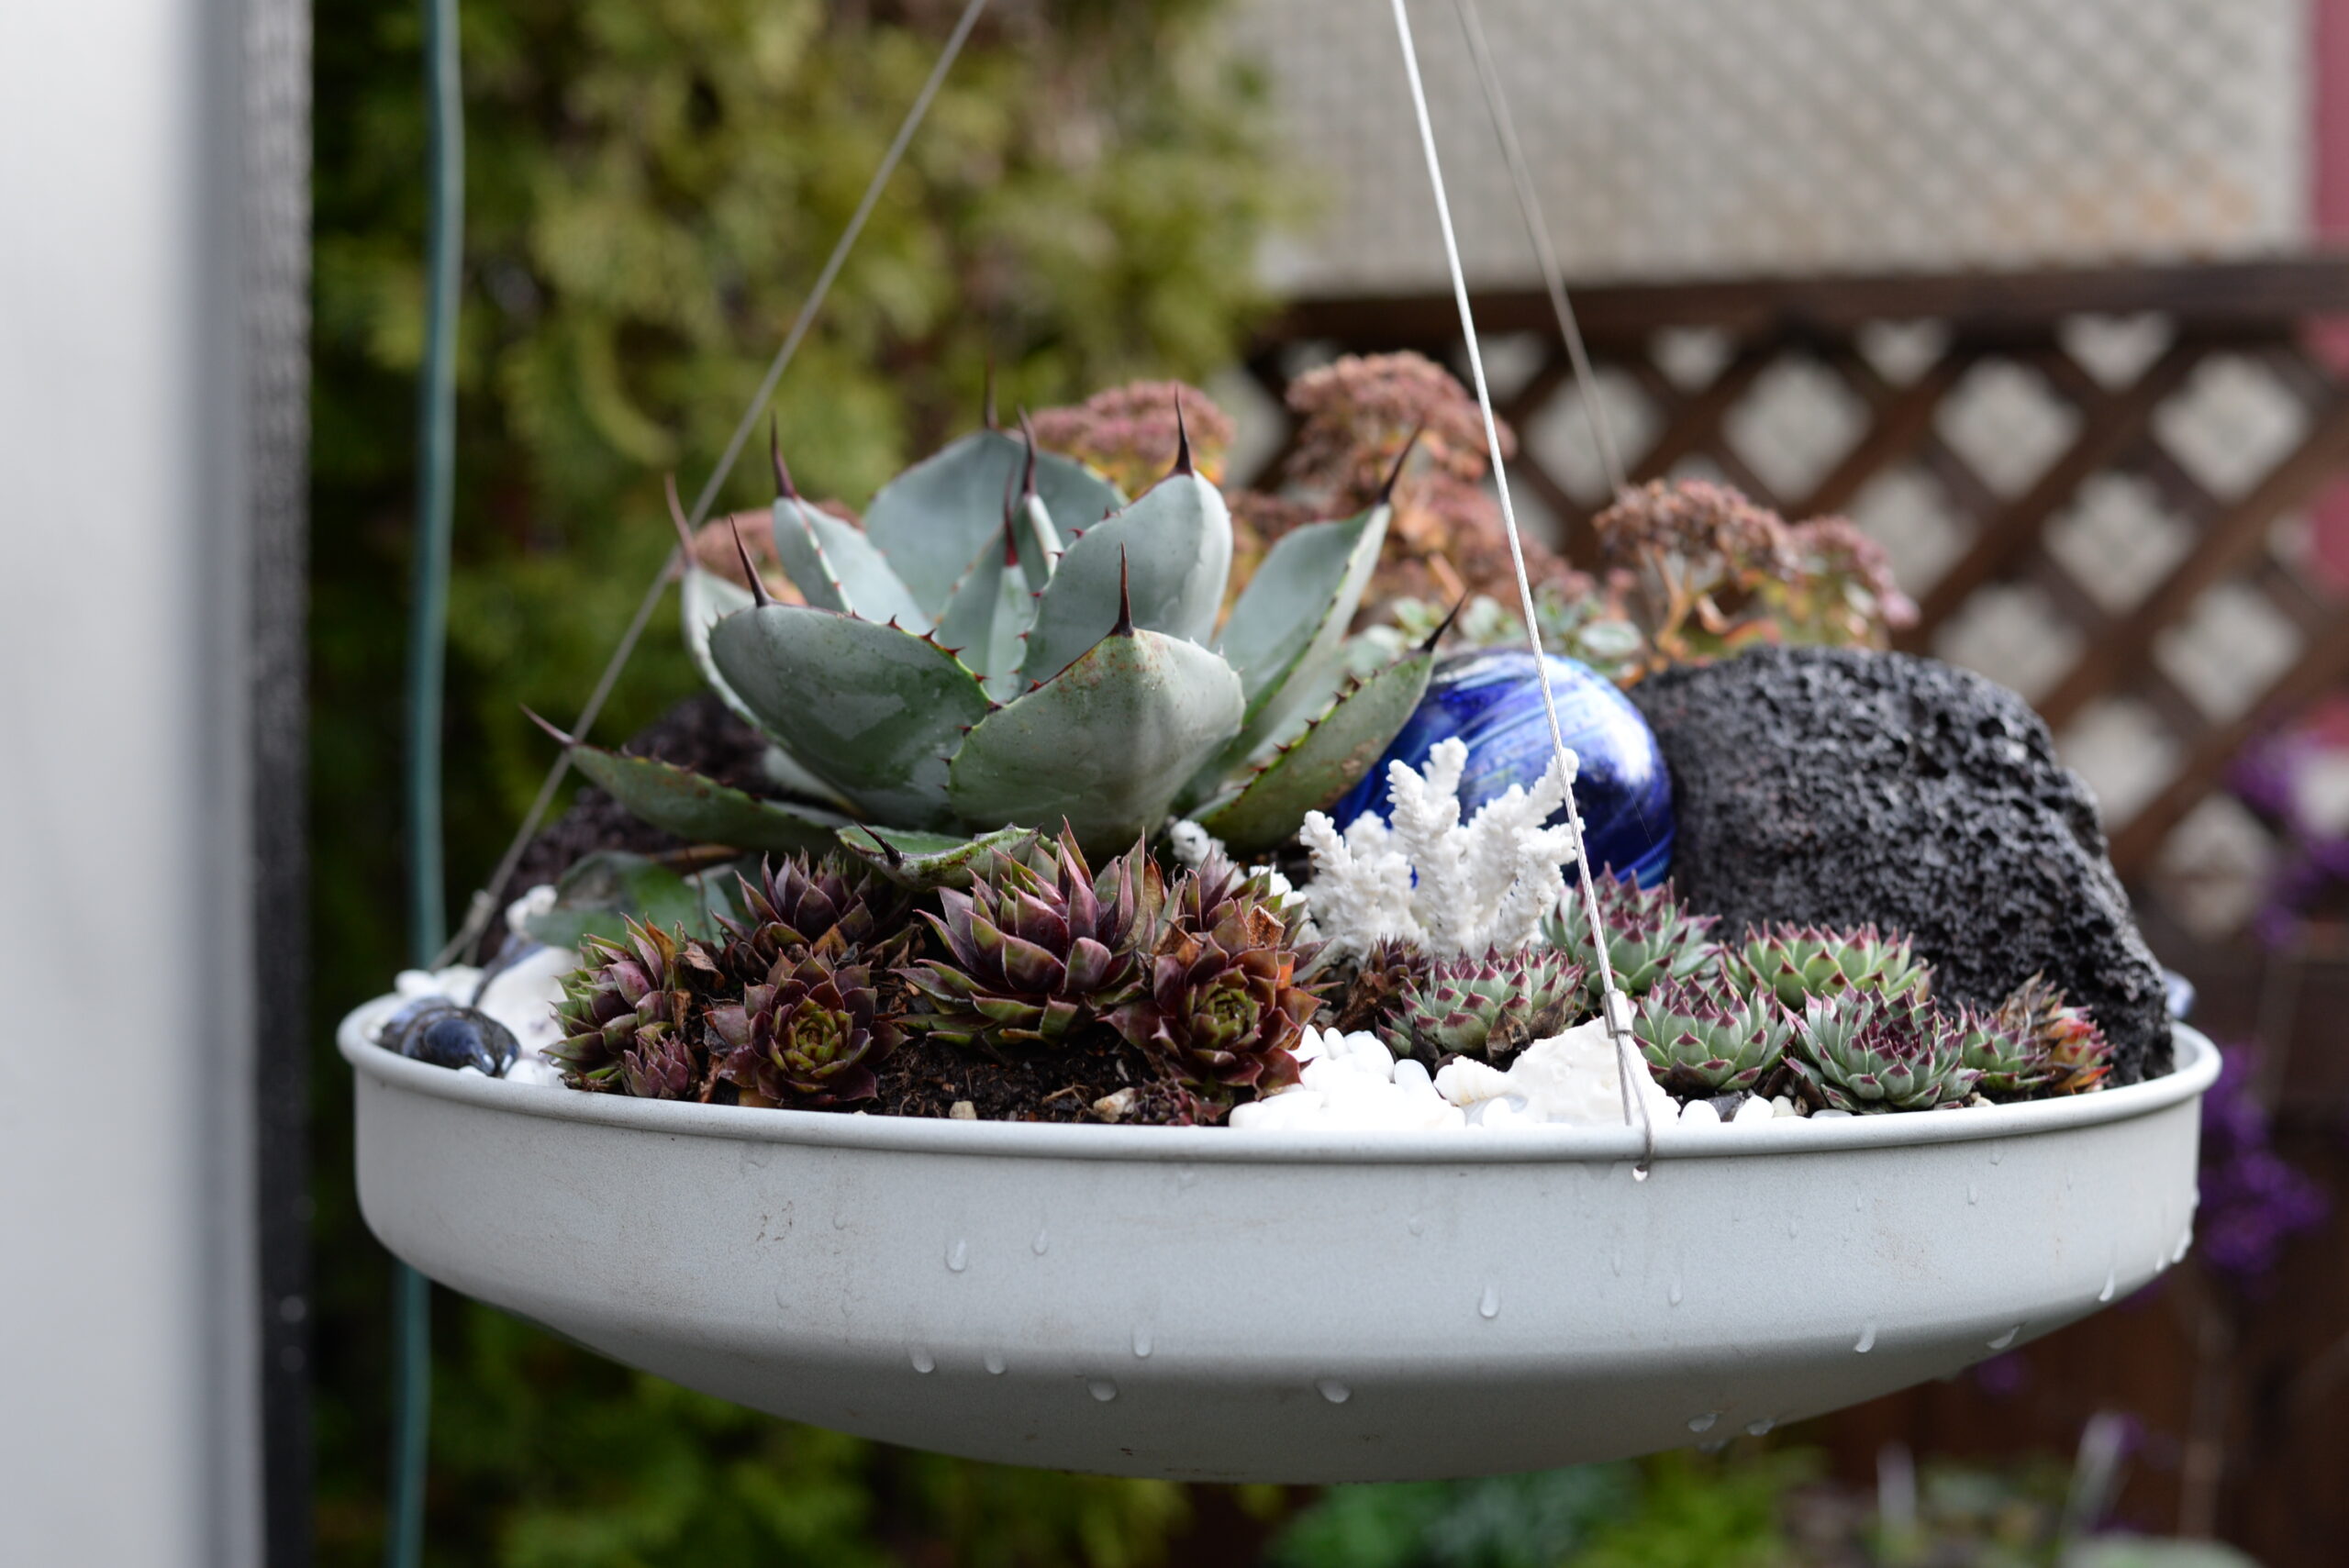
xmin=342 ymin=1005 xmax=2217 ymax=1483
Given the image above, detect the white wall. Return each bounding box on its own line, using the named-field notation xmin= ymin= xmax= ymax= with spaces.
xmin=0 ymin=0 xmax=261 ymax=1562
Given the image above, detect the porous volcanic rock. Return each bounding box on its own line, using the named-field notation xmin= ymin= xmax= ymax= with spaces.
xmin=1630 ymin=646 xmax=2170 ymax=1084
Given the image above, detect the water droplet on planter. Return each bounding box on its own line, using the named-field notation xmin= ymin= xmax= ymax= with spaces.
xmin=1610 ymin=1249 xmax=1623 ymax=1276
xmin=910 ymin=1346 xmax=935 ymax=1374
xmin=1687 ymin=1411 xmax=1717 ymax=1433
xmin=1088 ymin=1377 xmax=1119 ymax=1403
xmin=1478 ymin=1283 xmax=1501 ymax=1320
xmin=1631 ymin=1165 xmax=1651 ymax=1184
xmin=1854 ymin=1322 xmax=1877 ymax=1353
xmin=1988 ymin=1325 xmax=2020 ymax=1351
xmin=1131 ymin=1327 xmax=1152 ymax=1359
xmin=1698 ymin=1438 xmax=1730 ymax=1455
xmin=1317 ymin=1379 xmax=1351 ymax=1405
xmin=831 ymin=1212 xmax=851 ymax=1230
xmin=2099 ymin=1268 xmax=2116 ymax=1303
xmin=984 ymin=1351 xmax=1007 ymax=1375
xmin=946 ymin=1240 xmax=968 ymax=1273
xmin=1667 ymin=1279 xmax=1684 ymax=1307
xmin=1787 ymin=1217 xmax=1798 ymax=1240
xmin=740 ymin=1146 xmax=772 ymax=1171
xmin=1966 ymin=1182 xmax=1977 ymax=1206
xmin=1989 ymin=1141 xmax=2005 ymax=1166
xmin=1176 ymin=1163 xmax=1197 ymax=1189
xmin=1032 ymin=1227 xmax=1050 ymax=1256
xmin=1747 ymin=1418 xmax=1776 ymax=1437
xmin=1854 ymin=1190 xmax=1865 ymax=1212
xmin=1407 ymin=1213 xmax=1425 ymax=1237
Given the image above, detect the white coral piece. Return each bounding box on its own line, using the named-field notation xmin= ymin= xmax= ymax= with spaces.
xmin=1299 ymin=738 xmax=1581 ymax=962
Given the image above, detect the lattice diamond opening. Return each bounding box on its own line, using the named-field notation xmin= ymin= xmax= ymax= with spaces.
xmin=1936 ymin=360 xmax=2081 ymax=497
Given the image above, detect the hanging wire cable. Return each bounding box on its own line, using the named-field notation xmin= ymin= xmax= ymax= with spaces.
xmin=390 ymin=0 xmax=462 ymax=1556
xmin=1448 ymin=0 xmax=1627 ymax=498
xmin=1384 ymin=0 xmax=1655 ymax=1171
xmin=430 ymin=0 xmax=992 ymax=970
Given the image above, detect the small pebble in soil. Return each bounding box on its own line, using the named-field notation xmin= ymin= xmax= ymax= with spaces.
xmin=1090 ymin=1089 xmax=1137 ymax=1122
xmin=947 ymin=1101 xmax=977 ymax=1121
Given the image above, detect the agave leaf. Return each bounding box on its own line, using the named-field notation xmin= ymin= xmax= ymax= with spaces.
xmin=521 ymin=850 xmax=743 ymax=949
xmin=567 ymin=741 xmax=853 ymax=855
xmin=709 ymin=605 xmax=991 ymax=829
xmin=1211 ymin=500 xmax=1390 ymax=764
xmin=1013 ymin=493 xmax=1061 ymax=594
xmin=1194 ymin=648 xmax=1435 ymax=855
xmin=931 ymin=536 xmax=1036 ymax=698
xmin=1018 ymin=473 xmax=1232 ymax=684
xmin=838 ymin=823 xmax=1046 ymax=890
xmin=769 ymin=498 xmax=930 ymax=631
xmin=951 ymin=625 xmax=1244 ymax=856
xmin=863 ymin=429 xmax=1125 ymax=615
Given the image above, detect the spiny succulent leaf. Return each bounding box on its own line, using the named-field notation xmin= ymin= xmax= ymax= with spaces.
xmin=863 ymin=429 xmax=1124 ymax=614
xmin=520 ymin=850 xmax=733 ymax=950
xmin=1014 ymin=494 xmax=1061 ymax=593
xmin=931 ymin=536 xmax=1036 ymax=698
xmin=1018 ymin=473 xmax=1232 ymax=685
xmin=1193 ymin=648 xmax=1434 ymax=855
xmin=680 ymin=562 xmax=782 ymax=729
xmin=950 ymin=628 xmax=1244 ymax=856
xmin=1213 ymin=500 xmax=1389 ymax=755
xmin=770 ymin=497 xmax=930 ymax=632
xmin=708 ymin=605 xmax=989 ymax=829
xmin=566 ymin=742 xmax=852 ymax=856
xmin=837 ymin=823 xmax=1046 ymax=891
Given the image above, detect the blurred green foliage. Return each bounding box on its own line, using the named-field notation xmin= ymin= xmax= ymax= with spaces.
xmin=309 ymin=0 xmax=1284 ymax=1560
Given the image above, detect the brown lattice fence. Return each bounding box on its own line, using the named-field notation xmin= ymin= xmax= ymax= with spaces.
xmin=1239 ymin=256 xmax=2349 ymax=938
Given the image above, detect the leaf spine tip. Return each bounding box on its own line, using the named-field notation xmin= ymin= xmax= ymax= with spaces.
xmin=520 ymin=704 xmax=574 ymax=748
xmin=1420 ymin=592 xmax=1467 ymax=653
xmin=727 ymin=515 xmax=773 ymax=606
xmin=662 ymin=473 xmax=695 ymax=555
xmin=1379 ymin=417 xmax=1429 ymax=505
xmin=1170 ymin=392 xmax=1195 ymax=477
xmin=769 ymin=417 xmax=797 ymax=501
xmin=1112 ymin=545 xmax=1135 ymax=636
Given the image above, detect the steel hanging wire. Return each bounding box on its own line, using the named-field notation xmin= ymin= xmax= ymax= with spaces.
xmin=430 ymin=0 xmax=995 ymax=972
xmin=389 ymin=5 xmax=994 ymax=1560
xmin=1448 ymin=0 xmax=1628 ymax=499
xmin=1383 ymin=0 xmax=1657 ymax=1171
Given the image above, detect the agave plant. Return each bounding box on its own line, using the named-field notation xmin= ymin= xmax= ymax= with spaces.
xmin=1539 ymin=873 xmax=1719 ymax=1006
xmin=1379 ymin=946 xmax=1587 ymax=1067
xmin=1735 ymin=924 xmax=1930 ymax=1012
xmin=903 ymin=830 xmax=1162 ymax=1051
xmin=1110 ymin=855 xmax=1319 ymax=1094
xmin=548 ymin=918 xmax=726 ymax=1097
xmin=553 ymin=402 xmax=1440 ymax=864
xmin=1787 ymin=993 xmax=1978 ymax=1113
xmin=1632 ymin=970 xmax=1793 ymax=1097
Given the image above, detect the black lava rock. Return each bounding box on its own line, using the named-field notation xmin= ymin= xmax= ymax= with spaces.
xmin=1630 ymin=646 xmax=2170 ymax=1084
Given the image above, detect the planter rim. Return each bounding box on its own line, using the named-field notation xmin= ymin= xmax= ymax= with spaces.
xmin=340 ymin=993 xmax=2218 ymax=1168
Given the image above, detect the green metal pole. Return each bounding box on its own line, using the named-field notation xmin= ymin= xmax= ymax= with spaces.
xmin=392 ymin=0 xmax=462 ymax=1558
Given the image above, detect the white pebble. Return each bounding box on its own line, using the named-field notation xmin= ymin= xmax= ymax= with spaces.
xmin=1812 ymin=1108 xmax=1854 ymax=1121
xmin=1678 ymin=1098 xmax=1721 ymax=1129
xmin=1391 ymin=1057 xmax=1435 ymax=1096
xmin=1770 ymin=1095 xmax=1800 ymax=1118
xmin=1733 ymin=1095 xmax=1775 ymax=1126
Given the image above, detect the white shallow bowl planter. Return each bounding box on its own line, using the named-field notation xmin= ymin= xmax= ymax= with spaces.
xmin=343 ymin=1002 xmax=2218 ymax=1484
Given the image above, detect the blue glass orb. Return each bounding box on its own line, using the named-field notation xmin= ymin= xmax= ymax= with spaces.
xmin=1331 ymin=649 xmax=1675 ymax=885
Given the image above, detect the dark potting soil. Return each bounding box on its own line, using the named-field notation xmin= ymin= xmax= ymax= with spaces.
xmin=869 ymin=1029 xmax=1178 ymax=1123
xmin=1630 ymin=645 xmax=2172 ymax=1084
xmin=484 ymin=694 xmax=778 ymax=960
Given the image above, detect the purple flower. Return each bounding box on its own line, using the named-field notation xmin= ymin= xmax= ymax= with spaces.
xmin=2196 ymin=1044 xmax=2328 ymax=1294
